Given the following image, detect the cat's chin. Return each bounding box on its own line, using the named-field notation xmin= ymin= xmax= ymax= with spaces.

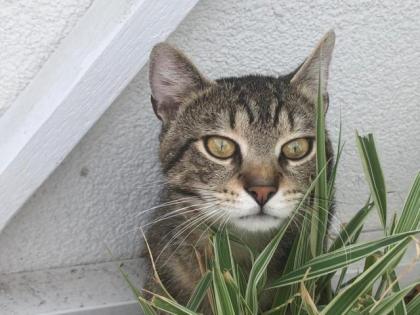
xmin=230 ymin=214 xmax=284 ymax=233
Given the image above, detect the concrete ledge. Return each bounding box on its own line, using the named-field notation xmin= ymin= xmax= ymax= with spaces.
xmin=0 ymin=258 xmax=145 ymax=315
xmin=40 ymin=302 xmax=141 ymax=315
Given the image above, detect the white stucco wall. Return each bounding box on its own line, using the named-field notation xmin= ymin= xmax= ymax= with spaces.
xmin=0 ymin=0 xmax=94 ymax=117
xmin=0 ymin=0 xmax=419 ymax=275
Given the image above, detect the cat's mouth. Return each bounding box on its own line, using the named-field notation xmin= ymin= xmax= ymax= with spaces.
xmin=239 ymin=212 xmax=277 ymax=220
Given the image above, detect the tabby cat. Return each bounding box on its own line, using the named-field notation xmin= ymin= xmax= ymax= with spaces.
xmin=143 ymin=31 xmax=335 ymax=313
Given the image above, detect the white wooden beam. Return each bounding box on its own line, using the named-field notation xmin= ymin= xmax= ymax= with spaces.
xmin=0 ymin=0 xmax=199 ymax=232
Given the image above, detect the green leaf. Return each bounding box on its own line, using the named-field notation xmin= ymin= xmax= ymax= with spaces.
xmin=369 ymin=282 xmax=419 ymax=315
xmin=327 ymin=118 xmax=343 ymax=199
xmin=245 ymin=170 xmax=323 ymax=314
xmin=138 ymin=296 xmax=158 ymax=315
xmin=356 ymin=132 xmax=387 ymax=230
xmin=272 ymin=210 xmax=312 ymax=315
xmin=407 ymin=293 xmax=420 ymax=315
xmin=214 ymin=229 xmax=241 ymax=313
xmin=245 ymin=215 xmax=293 ymax=314
xmin=394 ymin=173 xmax=420 ymax=234
xmin=311 ymin=70 xmax=329 ymax=256
xmin=117 ymin=263 xmax=156 ymax=314
xmin=269 ymin=231 xmax=419 ymax=289
xmin=151 ymin=294 xmax=199 ymax=315
xmin=300 ymin=281 xmax=320 ymax=315
xmin=186 ymin=271 xmax=212 ymax=311
xmin=333 ymin=224 xmax=364 ymax=294
xmin=320 ymin=237 xmax=412 ymax=315
xmin=328 ymin=200 xmax=373 ymax=253
xmin=212 ymin=263 xmax=236 ymax=315
xmin=214 ymin=229 xmax=236 ymax=274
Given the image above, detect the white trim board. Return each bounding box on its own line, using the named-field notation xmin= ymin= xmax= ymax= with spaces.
xmin=0 ymin=0 xmax=199 ymax=232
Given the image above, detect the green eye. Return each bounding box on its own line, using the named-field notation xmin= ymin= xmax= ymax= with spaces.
xmin=282 ymin=138 xmax=311 ymax=160
xmin=205 ymin=136 xmax=236 ymax=159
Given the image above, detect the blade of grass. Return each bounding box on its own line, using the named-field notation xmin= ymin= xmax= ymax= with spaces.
xmin=311 ymin=68 xmax=329 ymax=257
xmin=407 ymin=293 xmax=420 ymax=315
xmin=118 ymin=264 xmax=156 ymax=315
xmin=273 ymin=211 xmax=312 ymax=315
xmin=356 ymin=132 xmax=387 ymax=230
xmin=186 ymin=271 xmax=212 ymax=311
xmin=138 ymin=296 xmax=158 ymax=315
xmin=387 ymin=269 xmax=408 ymax=315
xmin=151 ymin=294 xmax=199 ymax=315
xmin=328 ymin=200 xmax=373 ymax=253
xmin=245 ymin=217 xmax=294 ymax=314
xmin=245 ymin=168 xmax=324 ymax=314
xmin=268 ymin=231 xmax=419 ymax=288
xmin=212 ymin=262 xmax=236 ymax=315
xmin=333 ymin=224 xmax=364 ymax=294
xmin=394 ymin=173 xmax=420 ymax=234
xmin=214 ymin=229 xmax=241 ymax=312
xmin=327 ymin=117 xmax=343 ymax=199
xmin=320 ymin=237 xmax=412 ymax=315
xmin=369 ymin=282 xmax=419 ymax=315
xmin=301 ymin=280 xmax=320 ymax=315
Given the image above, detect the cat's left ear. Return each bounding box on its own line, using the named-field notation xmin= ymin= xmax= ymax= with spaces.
xmin=290 ymin=30 xmax=335 ymax=111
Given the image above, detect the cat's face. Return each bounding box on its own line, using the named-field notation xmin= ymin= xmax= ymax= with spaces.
xmin=149 ymin=31 xmax=335 ymax=233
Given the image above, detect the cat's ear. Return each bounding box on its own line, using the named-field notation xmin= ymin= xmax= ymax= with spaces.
xmin=149 ymin=43 xmax=211 ymax=123
xmin=290 ymin=30 xmax=335 ymax=109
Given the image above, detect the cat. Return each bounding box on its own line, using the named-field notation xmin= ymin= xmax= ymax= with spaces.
xmin=143 ymin=30 xmax=335 ymax=313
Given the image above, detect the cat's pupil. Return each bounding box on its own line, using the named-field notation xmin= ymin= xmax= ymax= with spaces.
xmin=291 ymin=142 xmax=300 ymax=153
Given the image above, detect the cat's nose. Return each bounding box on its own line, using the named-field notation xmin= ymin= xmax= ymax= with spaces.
xmin=246 ymin=186 xmax=277 ymax=206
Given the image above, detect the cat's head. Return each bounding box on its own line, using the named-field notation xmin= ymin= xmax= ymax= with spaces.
xmin=149 ymin=31 xmax=335 ymax=233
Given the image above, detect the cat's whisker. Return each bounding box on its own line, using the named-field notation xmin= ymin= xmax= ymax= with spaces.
xmin=143 ymin=201 xmax=219 ymax=227
xmin=156 ymin=206 xmax=224 ymax=263
xmin=161 ymin=210 xmax=226 ymax=268
xmin=108 ymin=200 xmax=219 ymax=243
xmin=155 ymin=204 xmax=222 ymax=262
xmin=297 ymin=207 xmax=351 ymax=265
xmin=290 ymin=210 xmax=350 ymax=266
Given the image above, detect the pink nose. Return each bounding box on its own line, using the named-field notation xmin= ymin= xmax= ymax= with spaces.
xmin=246 ymin=186 xmax=277 ymax=206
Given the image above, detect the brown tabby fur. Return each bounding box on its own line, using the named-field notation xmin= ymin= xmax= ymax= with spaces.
xmin=142 ymin=31 xmax=336 ymax=314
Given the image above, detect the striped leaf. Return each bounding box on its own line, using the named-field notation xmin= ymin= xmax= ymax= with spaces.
xmin=327 ymin=118 xmax=343 ymax=199
xmin=151 ymin=294 xmax=199 ymax=315
xmin=212 ymin=262 xmax=235 ymax=315
xmin=407 ymin=293 xmax=420 ymax=315
xmin=321 ymin=238 xmax=412 ymax=315
xmin=117 ymin=264 xmax=157 ymax=315
xmin=138 ymin=296 xmax=158 ymax=315
xmin=273 ymin=211 xmax=312 ymax=315
xmin=245 ymin=169 xmax=323 ymax=314
xmin=186 ymin=271 xmax=212 ymax=311
xmin=300 ymin=281 xmax=320 ymax=315
xmin=356 ymin=133 xmax=387 ymax=229
xmin=394 ymin=173 xmax=420 ymax=234
xmin=311 ymin=70 xmax=329 ymax=256
xmin=269 ymin=231 xmax=419 ymax=289
xmin=328 ymin=200 xmax=373 ymax=253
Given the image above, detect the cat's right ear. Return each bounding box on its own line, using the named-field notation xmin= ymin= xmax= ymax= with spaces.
xmin=290 ymin=30 xmax=335 ymax=110
xmin=149 ymin=43 xmax=211 ymax=124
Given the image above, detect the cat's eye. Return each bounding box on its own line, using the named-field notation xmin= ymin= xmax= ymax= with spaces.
xmin=281 ymin=138 xmax=311 ymax=160
xmin=205 ymin=136 xmax=236 ymax=159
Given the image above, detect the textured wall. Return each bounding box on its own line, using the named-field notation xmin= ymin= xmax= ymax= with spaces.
xmin=0 ymin=0 xmax=94 ymax=117
xmin=0 ymin=0 xmax=419 ymax=274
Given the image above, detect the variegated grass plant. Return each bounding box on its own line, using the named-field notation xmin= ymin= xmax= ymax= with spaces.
xmin=121 ymin=77 xmax=420 ymax=315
